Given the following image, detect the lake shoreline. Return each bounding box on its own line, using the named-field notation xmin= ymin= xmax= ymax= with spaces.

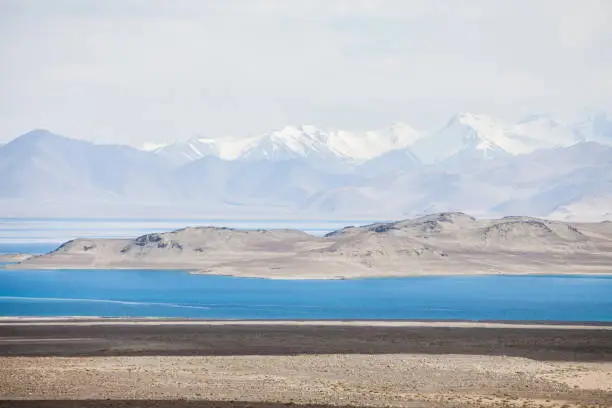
xmin=1 ymin=317 xmax=612 ymax=329
xmin=5 ymin=263 xmax=612 ymax=280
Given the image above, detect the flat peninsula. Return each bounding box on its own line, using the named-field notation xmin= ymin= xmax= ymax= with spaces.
xmin=7 ymin=212 xmax=612 ymax=279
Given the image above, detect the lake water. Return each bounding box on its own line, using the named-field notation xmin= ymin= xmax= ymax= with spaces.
xmin=0 ymin=269 xmax=611 ymax=320
xmin=1 ymin=218 xmax=611 ymax=321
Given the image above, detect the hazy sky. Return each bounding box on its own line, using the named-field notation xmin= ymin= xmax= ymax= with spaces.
xmin=1 ymin=0 xmax=611 ymax=145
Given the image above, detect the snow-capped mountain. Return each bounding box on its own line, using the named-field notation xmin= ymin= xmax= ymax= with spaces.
xmin=513 ymin=114 xmax=579 ymax=148
xmin=148 ymin=137 xmax=222 ymax=166
xmin=151 ymin=123 xmax=422 ymax=168
xmin=0 ymin=129 xmax=363 ymax=213
xmin=2 ymin=111 xmax=612 ymax=220
xmin=410 ymin=113 xmax=513 ymax=164
xmin=148 ymin=113 xmax=610 ymax=168
xmin=409 ymin=113 xmax=583 ymax=165
xmin=235 ymin=126 xmax=352 ymax=174
xmin=326 ymin=122 xmax=422 ymax=160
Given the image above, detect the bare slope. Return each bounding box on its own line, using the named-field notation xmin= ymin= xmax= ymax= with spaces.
xmin=9 ymin=213 xmax=612 ymax=278
xmin=14 ymin=227 xmax=318 ymax=271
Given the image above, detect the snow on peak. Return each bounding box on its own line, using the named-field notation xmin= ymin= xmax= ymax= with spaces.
xmin=410 ymin=113 xmax=511 ymax=164
xmin=141 ymin=142 xmax=168 ymax=151
xmin=239 ymin=125 xmax=336 ymax=161
xmin=410 ymin=112 xmax=585 ymax=164
xmin=326 ymin=123 xmax=422 ymax=161
xmin=153 ymin=124 xmax=423 ymax=166
xmin=148 ymin=112 xmax=611 ymax=167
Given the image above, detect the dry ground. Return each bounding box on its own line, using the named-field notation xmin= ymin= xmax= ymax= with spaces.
xmin=0 ymin=322 xmax=611 ymax=407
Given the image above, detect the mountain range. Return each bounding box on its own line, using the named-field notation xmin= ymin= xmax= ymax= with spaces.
xmin=1 ymin=111 xmax=611 ymax=220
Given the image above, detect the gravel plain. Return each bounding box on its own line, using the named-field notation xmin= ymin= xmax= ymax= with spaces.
xmin=0 ymin=321 xmax=611 ymax=408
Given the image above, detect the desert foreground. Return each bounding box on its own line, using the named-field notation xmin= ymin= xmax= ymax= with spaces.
xmin=1 ymin=320 xmax=611 ymax=408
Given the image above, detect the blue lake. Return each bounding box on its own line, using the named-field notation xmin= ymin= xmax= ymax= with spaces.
xmin=1 ymin=269 xmax=611 ymax=321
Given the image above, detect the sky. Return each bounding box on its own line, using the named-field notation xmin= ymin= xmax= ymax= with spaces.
xmin=1 ymin=0 xmax=611 ymax=146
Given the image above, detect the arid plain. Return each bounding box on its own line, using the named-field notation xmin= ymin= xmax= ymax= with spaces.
xmin=1 ymin=320 xmax=611 ymax=408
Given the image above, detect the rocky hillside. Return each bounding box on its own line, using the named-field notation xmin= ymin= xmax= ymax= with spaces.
xmin=11 ymin=213 xmax=612 ymax=279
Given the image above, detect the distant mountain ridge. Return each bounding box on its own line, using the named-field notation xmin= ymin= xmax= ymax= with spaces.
xmin=1 ymin=111 xmax=611 ymax=220
xmin=0 ymin=129 xmax=175 ymax=201
xmin=147 ymin=111 xmax=611 ymax=167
